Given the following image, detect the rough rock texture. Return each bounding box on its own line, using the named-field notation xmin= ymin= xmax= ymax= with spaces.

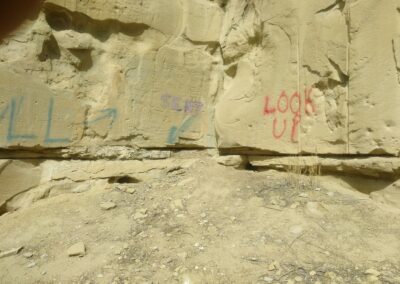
xmin=0 ymin=157 xmax=197 ymax=213
xmin=0 ymin=160 xmax=41 ymax=213
xmin=0 ymin=0 xmax=399 ymax=155
xmin=249 ymin=156 xmax=400 ymax=179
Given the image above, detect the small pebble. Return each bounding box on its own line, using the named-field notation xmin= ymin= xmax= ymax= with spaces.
xmin=126 ymin=188 xmax=136 ymax=194
xmin=67 ymin=242 xmax=86 ymax=257
xmin=365 ymin=268 xmax=381 ymax=276
xmin=100 ymin=202 xmax=117 ymax=210
xmin=23 ymin=252 xmax=33 ymax=258
xmin=263 ymin=276 xmax=273 ymax=283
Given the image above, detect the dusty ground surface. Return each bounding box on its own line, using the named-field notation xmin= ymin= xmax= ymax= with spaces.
xmin=0 ymin=156 xmax=399 ymax=284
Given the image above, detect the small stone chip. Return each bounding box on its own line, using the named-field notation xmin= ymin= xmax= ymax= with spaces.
xmin=263 ymin=276 xmax=273 ymax=283
xmin=67 ymin=242 xmax=86 ymax=257
xmin=100 ymin=202 xmax=117 ymax=210
xmin=27 ymin=262 xmax=36 ymax=268
xmin=23 ymin=252 xmax=33 ymax=258
xmin=295 ymin=276 xmax=303 ymax=282
xmin=365 ymin=268 xmax=381 ymax=276
xmin=126 ymin=188 xmax=136 ymax=194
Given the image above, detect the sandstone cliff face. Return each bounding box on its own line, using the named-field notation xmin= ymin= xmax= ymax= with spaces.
xmin=0 ymin=0 xmax=399 ymax=155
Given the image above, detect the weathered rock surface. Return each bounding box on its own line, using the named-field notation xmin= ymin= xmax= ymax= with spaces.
xmin=249 ymin=156 xmax=400 ymax=179
xmin=214 ymin=155 xmax=248 ymax=168
xmin=0 ymin=158 xmax=197 ymax=214
xmin=0 ymin=0 xmax=399 ymax=155
xmin=0 ymin=160 xmax=41 ymax=212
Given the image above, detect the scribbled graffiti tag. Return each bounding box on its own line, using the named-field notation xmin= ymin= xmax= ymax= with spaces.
xmin=161 ymin=94 xmax=203 ymax=114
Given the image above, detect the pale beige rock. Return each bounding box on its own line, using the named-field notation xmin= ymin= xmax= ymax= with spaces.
xmin=126 ymin=188 xmax=136 ymax=195
xmin=100 ymin=202 xmax=117 ymax=211
xmin=45 ymin=0 xmax=182 ymax=35
xmin=249 ymin=156 xmax=400 ymax=178
xmin=44 ymin=159 xmax=196 ymax=182
xmin=6 ymin=180 xmax=107 ymax=213
xmin=0 ymin=246 xmax=23 ymax=259
xmin=365 ymin=268 xmax=381 ymax=277
xmin=214 ymin=155 xmax=248 ymax=168
xmin=349 ymin=0 xmax=400 ymax=155
xmin=0 ymin=69 xmax=84 ymax=148
xmin=67 ymin=242 xmax=86 ymax=257
xmin=0 ymin=160 xmax=41 ymax=210
xmin=216 ymin=1 xmax=349 ymax=154
xmin=1 ymin=0 xmax=400 ymax=156
xmin=184 ymin=0 xmax=223 ymax=42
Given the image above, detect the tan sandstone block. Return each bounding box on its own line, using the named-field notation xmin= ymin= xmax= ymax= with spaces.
xmin=216 ymin=1 xmax=349 ymax=154
xmin=185 ymin=0 xmax=223 ymax=42
xmin=348 ymin=0 xmax=400 ymax=155
xmin=0 ymin=69 xmax=84 ymax=148
xmin=45 ymin=0 xmax=183 ymax=36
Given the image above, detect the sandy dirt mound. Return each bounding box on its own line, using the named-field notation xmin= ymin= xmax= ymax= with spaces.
xmin=0 ymin=157 xmax=399 ymax=283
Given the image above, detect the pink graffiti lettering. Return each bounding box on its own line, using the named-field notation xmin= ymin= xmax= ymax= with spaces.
xmin=263 ymin=88 xmax=316 ymax=143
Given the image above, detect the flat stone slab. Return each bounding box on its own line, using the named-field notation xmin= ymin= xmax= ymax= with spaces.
xmin=67 ymin=242 xmax=86 ymax=257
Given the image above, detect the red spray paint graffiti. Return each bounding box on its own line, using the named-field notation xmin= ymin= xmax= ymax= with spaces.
xmin=263 ymin=88 xmax=316 ymax=143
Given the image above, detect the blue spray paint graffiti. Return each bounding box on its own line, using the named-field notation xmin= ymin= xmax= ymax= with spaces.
xmin=85 ymin=108 xmax=117 ymax=129
xmin=0 ymin=96 xmax=118 ymax=145
xmin=167 ymin=115 xmax=198 ymax=144
xmin=7 ymin=97 xmax=37 ymax=142
xmin=44 ymin=97 xmax=71 ymax=144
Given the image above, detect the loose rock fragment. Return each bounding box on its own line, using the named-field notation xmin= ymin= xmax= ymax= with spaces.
xmin=171 ymin=199 xmax=184 ymax=210
xmin=133 ymin=209 xmax=148 ymax=220
xmin=365 ymin=268 xmax=381 ymax=276
xmin=294 ymin=276 xmax=303 ymax=282
xmin=126 ymin=188 xmax=136 ymax=194
xmin=0 ymin=246 xmax=23 ymax=259
xmin=263 ymin=276 xmax=273 ymax=283
xmin=67 ymin=242 xmax=86 ymax=257
xmin=214 ymin=155 xmax=248 ymax=168
xmin=100 ymin=202 xmax=117 ymax=210
xmin=27 ymin=262 xmax=36 ymax=268
xmin=23 ymin=252 xmax=33 ymax=258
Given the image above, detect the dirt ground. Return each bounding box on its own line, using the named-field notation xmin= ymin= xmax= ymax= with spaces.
xmin=0 ymin=156 xmax=399 ymax=284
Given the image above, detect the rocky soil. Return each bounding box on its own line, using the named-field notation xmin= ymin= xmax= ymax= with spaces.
xmin=0 ymin=155 xmax=399 ymax=284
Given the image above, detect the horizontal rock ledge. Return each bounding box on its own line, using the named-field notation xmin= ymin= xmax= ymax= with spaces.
xmin=249 ymin=156 xmax=400 ymax=179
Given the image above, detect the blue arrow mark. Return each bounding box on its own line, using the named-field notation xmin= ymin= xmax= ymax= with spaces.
xmin=85 ymin=108 xmax=117 ymax=129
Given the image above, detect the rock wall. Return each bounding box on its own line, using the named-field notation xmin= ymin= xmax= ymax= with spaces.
xmin=1 ymin=0 xmax=400 ymax=156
